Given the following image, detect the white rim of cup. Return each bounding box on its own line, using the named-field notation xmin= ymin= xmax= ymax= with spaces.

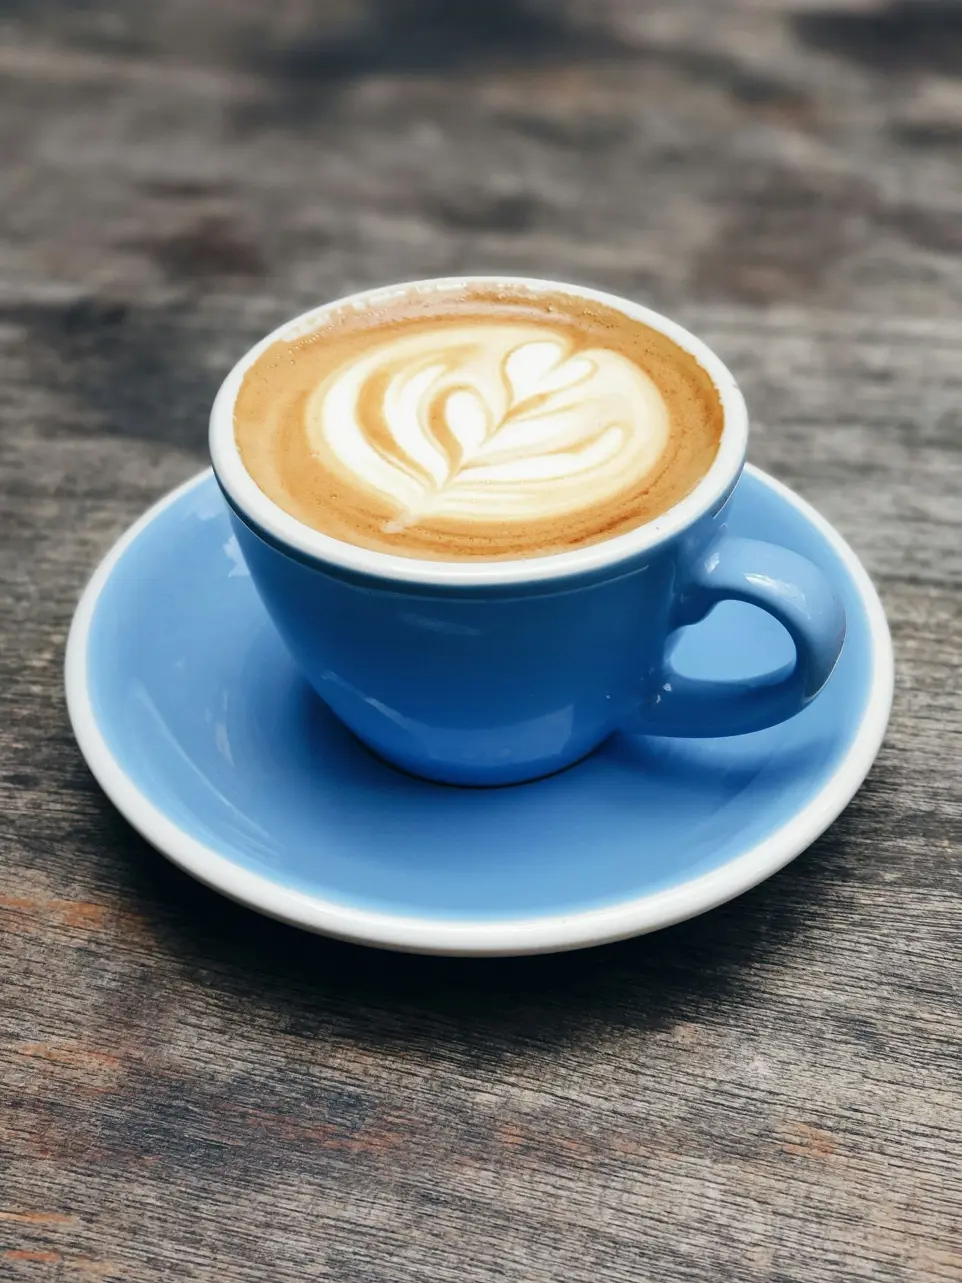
xmin=209 ymin=276 xmax=749 ymax=587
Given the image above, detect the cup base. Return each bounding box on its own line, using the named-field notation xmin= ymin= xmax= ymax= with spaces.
xmin=348 ymin=727 xmax=606 ymax=789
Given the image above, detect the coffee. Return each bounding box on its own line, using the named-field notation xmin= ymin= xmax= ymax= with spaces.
xmin=234 ymin=282 xmax=724 ymax=560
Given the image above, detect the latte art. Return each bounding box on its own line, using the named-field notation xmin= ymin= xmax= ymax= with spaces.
xmin=234 ymin=283 xmax=724 ymax=560
xmin=308 ymin=325 xmax=670 ymax=527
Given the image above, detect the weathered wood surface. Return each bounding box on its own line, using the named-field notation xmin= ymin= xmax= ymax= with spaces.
xmin=1 ymin=1 xmax=961 ymax=1279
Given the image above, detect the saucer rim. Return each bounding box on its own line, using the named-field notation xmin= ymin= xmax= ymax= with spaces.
xmin=65 ymin=466 xmax=894 ymax=956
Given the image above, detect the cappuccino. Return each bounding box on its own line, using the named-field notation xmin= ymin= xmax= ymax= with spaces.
xmin=234 ymin=282 xmax=723 ymax=560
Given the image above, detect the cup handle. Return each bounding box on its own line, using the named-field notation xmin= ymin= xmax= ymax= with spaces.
xmin=631 ymin=535 xmax=846 ymax=738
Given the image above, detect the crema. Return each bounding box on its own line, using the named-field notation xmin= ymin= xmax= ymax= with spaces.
xmin=234 ymin=283 xmax=724 ymax=560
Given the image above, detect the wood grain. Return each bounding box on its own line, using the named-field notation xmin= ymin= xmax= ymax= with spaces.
xmin=1 ymin=2 xmax=960 ymax=1280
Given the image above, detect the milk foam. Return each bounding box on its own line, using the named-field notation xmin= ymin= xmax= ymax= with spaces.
xmin=304 ymin=323 xmax=670 ymax=527
xmin=234 ymin=284 xmax=725 ymax=561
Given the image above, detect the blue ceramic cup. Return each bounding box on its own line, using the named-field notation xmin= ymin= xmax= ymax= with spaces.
xmin=210 ymin=277 xmax=845 ymax=786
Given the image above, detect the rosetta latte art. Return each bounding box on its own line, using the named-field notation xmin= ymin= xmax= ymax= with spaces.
xmin=304 ymin=323 xmax=670 ymax=527
xmin=235 ymin=284 xmax=725 ymax=559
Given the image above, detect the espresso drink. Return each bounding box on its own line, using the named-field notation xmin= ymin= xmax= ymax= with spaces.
xmin=235 ymin=283 xmax=724 ymax=560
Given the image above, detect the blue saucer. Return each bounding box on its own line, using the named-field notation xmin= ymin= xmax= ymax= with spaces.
xmin=66 ymin=467 xmax=892 ymax=955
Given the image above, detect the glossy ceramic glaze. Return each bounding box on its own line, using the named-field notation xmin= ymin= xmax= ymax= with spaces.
xmin=65 ymin=467 xmax=892 ymax=954
xmin=226 ymin=498 xmax=847 ymax=783
xmin=211 ymin=277 xmax=845 ymax=785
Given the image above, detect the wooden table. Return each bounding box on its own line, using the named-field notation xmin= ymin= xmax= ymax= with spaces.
xmin=2 ymin=3 xmax=960 ymax=1279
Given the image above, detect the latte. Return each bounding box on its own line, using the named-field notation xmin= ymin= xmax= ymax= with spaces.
xmin=234 ymin=283 xmax=724 ymax=560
